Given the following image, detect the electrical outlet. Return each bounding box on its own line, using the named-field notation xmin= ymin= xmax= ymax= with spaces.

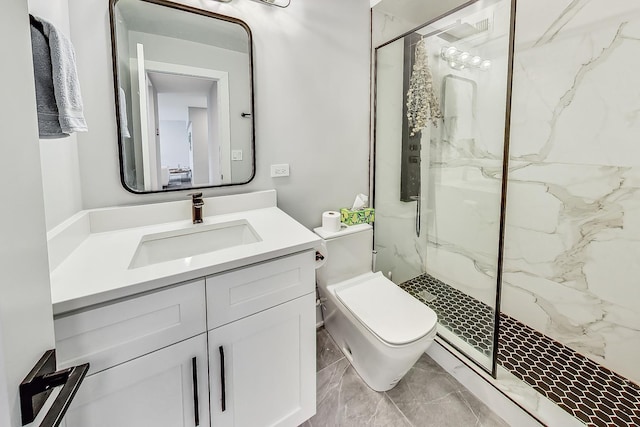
xmin=270 ymin=164 xmax=290 ymax=177
xmin=231 ymin=150 xmax=243 ymax=161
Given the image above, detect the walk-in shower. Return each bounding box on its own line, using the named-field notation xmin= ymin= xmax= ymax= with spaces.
xmin=374 ymin=0 xmax=640 ymax=424
xmin=373 ymin=0 xmax=513 ymax=374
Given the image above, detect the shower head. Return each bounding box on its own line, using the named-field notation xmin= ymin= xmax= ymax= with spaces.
xmin=437 ymin=19 xmax=489 ymax=42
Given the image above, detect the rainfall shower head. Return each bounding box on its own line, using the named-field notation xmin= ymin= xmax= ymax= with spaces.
xmin=437 ymin=19 xmax=489 ymax=42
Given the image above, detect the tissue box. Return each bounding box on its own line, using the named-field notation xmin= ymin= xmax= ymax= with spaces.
xmin=340 ymin=208 xmax=375 ymax=225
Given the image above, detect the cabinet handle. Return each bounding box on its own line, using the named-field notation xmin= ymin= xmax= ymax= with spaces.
xmin=192 ymin=357 xmax=199 ymax=426
xmin=219 ymin=346 xmax=226 ymax=412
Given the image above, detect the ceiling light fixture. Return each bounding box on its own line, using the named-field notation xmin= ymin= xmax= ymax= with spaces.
xmin=440 ymin=46 xmax=491 ymax=71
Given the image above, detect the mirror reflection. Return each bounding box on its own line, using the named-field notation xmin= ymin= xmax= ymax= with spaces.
xmin=111 ymin=0 xmax=255 ymax=193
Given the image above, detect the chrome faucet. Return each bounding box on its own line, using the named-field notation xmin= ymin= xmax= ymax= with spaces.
xmin=189 ymin=192 xmax=204 ymax=224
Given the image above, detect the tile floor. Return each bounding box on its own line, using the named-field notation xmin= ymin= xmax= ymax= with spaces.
xmin=302 ymin=329 xmax=509 ymax=427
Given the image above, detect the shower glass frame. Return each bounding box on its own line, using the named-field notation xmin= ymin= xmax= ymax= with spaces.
xmin=372 ymin=0 xmax=517 ymax=377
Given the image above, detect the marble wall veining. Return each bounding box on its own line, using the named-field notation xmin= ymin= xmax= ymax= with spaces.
xmin=374 ymin=0 xmax=640 ymax=386
xmin=501 ymin=0 xmax=640 ymax=383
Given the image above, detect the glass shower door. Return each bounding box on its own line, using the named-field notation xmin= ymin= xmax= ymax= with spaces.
xmin=373 ymin=0 xmax=514 ymax=373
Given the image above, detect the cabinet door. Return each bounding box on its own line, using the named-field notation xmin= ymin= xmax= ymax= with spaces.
xmin=61 ymin=334 xmax=209 ymax=427
xmin=209 ymin=293 xmax=316 ymax=427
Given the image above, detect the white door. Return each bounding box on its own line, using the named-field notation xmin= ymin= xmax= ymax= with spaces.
xmin=0 ymin=2 xmax=57 ymax=426
xmin=209 ymin=294 xmax=316 ymax=427
xmin=61 ymin=334 xmax=209 ymax=427
xmin=146 ymin=74 xmax=161 ymax=191
xmin=136 ymin=43 xmax=156 ymax=191
xmin=189 ymin=107 xmax=210 ymax=186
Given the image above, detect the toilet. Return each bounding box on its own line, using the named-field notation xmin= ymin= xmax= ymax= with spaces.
xmin=314 ymin=223 xmax=438 ymax=392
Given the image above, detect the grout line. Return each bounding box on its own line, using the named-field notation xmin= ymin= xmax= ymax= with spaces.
xmin=384 ymin=391 xmax=415 ymax=427
xmin=316 ymin=331 xmax=346 ymax=374
xmin=316 ymin=355 xmax=346 ymax=377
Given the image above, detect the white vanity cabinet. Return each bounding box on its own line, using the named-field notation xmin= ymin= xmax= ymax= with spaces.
xmin=55 ymin=280 xmax=210 ymax=427
xmin=206 ymin=251 xmax=317 ymax=427
xmin=53 ymin=250 xmax=317 ymax=427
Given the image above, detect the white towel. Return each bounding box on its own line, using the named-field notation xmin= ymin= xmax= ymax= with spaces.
xmin=30 ymin=15 xmax=87 ymax=138
xmin=119 ymin=87 xmax=131 ymax=138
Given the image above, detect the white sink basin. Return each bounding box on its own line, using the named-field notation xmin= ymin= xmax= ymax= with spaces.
xmin=129 ymin=219 xmax=261 ymax=269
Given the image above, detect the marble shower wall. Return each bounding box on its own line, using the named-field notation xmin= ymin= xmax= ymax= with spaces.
xmin=374 ymin=0 xmax=512 ymax=307
xmin=422 ymin=0 xmax=511 ymax=307
xmin=502 ymin=0 xmax=640 ymax=383
xmin=374 ymin=37 xmax=428 ymax=285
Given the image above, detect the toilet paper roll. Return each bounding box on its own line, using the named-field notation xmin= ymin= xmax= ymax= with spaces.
xmin=315 ymin=242 xmax=328 ymax=269
xmin=322 ymin=211 xmax=341 ymax=233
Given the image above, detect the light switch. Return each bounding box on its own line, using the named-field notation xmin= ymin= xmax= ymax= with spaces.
xmin=231 ymin=150 xmax=243 ymax=161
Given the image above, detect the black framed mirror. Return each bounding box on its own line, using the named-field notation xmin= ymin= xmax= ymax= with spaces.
xmin=110 ymin=0 xmax=255 ymax=193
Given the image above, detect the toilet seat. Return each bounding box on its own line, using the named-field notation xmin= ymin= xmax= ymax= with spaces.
xmin=335 ymin=272 xmax=438 ymax=346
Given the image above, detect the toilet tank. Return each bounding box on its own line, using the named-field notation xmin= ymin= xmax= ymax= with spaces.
xmin=314 ymin=224 xmax=373 ymax=288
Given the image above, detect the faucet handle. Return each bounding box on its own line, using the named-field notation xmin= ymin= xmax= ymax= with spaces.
xmin=188 ymin=192 xmax=203 ymax=202
xmin=188 ymin=193 xmax=204 ymax=210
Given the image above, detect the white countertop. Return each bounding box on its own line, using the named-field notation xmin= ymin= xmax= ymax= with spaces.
xmin=50 ymin=205 xmax=321 ymax=315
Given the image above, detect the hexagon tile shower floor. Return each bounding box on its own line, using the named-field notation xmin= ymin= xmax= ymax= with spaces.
xmin=400 ymin=273 xmax=640 ymax=426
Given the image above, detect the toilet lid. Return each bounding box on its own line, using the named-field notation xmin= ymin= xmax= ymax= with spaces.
xmin=335 ymin=272 xmax=438 ymax=345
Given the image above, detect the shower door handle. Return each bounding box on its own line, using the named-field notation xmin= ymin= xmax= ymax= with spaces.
xmin=410 ymin=195 xmax=421 ymax=237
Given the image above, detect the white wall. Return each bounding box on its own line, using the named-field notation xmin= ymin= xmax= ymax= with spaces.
xmin=157 ymin=93 xmax=207 ymax=122
xmin=189 ymin=107 xmax=211 ymax=185
xmin=159 ymin=120 xmax=190 ymax=168
xmin=208 ymin=83 xmax=222 ymax=185
xmin=68 ymin=0 xmax=371 ymax=228
xmin=0 ymin=1 xmax=56 ymax=425
xmin=38 ymin=140 xmax=83 ymax=230
xmin=157 ymin=93 xmax=207 ymax=171
xmin=0 ymin=326 xmax=8 ymax=427
xmin=29 ymin=0 xmax=84 ymax=231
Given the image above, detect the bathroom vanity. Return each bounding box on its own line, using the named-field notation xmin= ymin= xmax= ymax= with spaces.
xmin=48 ymin=190 xmax=320 ymax=427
